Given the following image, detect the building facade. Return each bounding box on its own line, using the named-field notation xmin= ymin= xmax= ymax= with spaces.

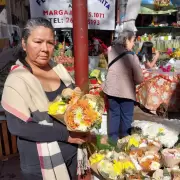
xmin=7 ymin=0 xmax=30 ymax=27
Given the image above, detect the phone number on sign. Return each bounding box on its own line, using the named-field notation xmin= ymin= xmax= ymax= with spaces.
xmin=66 ymin=18 xmax=100 ymax=25
xmin=49 ymin=18 xmax=101 ymax=25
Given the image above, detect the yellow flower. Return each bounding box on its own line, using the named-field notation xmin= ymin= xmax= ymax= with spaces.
xmin=48 ymin=101 xmax=67 ymax=115
xmin=74 ymin=107 xmax=84 ymax=123
xmin=58 ymin=43 xmax=63 ymax=49
xmin=88 ymin=100 xmax=97 ymax=109
xmin=113 ymin=160 xmax=123 ymax=175
xmin=89 ymin=153 xmax=105 ymax=165
xmin=122 ymin=161 xmax=135 ymax=171
xmin=127 ymin=137 xmax=139 ymax=151
xmin=159 ymin=128 xmax=164 ymax=133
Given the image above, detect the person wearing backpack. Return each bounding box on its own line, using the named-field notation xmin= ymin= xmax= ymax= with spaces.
xmin=102 ymin=30 xmax=143 ymax=144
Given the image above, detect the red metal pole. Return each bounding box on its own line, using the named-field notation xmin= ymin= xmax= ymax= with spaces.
xmin=72 ymin=0 xmax=89 ymax=93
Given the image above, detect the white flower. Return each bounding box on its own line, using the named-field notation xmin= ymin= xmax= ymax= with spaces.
xmin=152 ymin=96 xmax=159 ymax=105
xmin=78 ymin=124 xmax=88 ymax=132
xmin=157 ymin=79 xmax=165 ymax=86
xmin=171 ymin=83 xmax=176 ymax=90
xmin=88 ymin=100 xmax=96 ymax=109
xmin=139 ymin=142 xmax=148 ymax=148
xmin=74 ymin=107 xmax=84 ymax=124
xmin=150 ymin=87 xmax=156 ymax=93
xmin=144 ymin=73 xmax=149 ymax=77
xmin=169 ymin=76 xmax=173 ymax=81
xmin=162 ymin=92 xmax=168 ymax=100
xmin=150 ymin=161 xmax=160 ymax=171
xmin=163 ymin=177 xmax=171 ymax=180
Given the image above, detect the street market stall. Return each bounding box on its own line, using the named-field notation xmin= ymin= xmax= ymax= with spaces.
xmin=0 ymin=0 xmax=180 ymax=179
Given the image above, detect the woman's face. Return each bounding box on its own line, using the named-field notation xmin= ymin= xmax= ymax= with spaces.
xmin=22 ymin=26 xmax=55 ymax=67
xmin=126 ymin=36 xmax=135 ymax=51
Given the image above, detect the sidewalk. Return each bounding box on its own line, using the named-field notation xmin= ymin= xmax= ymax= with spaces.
xmin=0 ymin=157 xmax=21 ymax=180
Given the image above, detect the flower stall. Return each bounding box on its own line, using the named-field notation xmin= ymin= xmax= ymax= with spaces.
xmin=89 ymin=119 xmax=180 ymax=180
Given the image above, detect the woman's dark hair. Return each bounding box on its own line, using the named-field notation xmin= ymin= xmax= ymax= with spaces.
xmin=112 ymin=30 xmax=135 ymax=48
xmin=138 ymin=41 xmax=153 ymax=62
xmin=14 ymin=17 xmax=55 ymax=72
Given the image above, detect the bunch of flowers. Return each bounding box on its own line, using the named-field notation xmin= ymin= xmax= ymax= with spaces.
xmin=95 ymin=151 xmax=136 ymax=180
xmin=90 ymin=130 xmax=180 ymax=179
xmin=64 ymin=94 xmax=104 ymax=132
xmin=161 ymin=148 xmax=180 ymax=168
xmin=48 ymin=88 xmax=105 ymax=132
xmin=88 ymin=37 xmax=108 ymax=56
xmin=160 ymin=65 xmax=174 ymax=72
xmin=131 ymin=120 xmax=180 ymax=148
xmin=48 ymin=87 xmax=81 ymax=122
xmin=154 ymin=0 xmax=170 ymax=7
xmin=170 ymin=48 xmax=180 ymax=60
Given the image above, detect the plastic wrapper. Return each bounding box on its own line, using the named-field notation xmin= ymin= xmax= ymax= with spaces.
xmin=161 ymin=148 xmax=180 ymax=168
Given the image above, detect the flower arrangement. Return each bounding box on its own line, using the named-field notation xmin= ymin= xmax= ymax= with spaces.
xmin=154 ymin=0 xmax=170 ymax=7
xmin=88 ymin=37 xmax=107 ymax=56
xmin=161 ymin=148 xmax=180 ymax=168
xmin=90 ymin=126 xmax=180 ymax=180
xmin=48 ymin=87 xmax=81 ymax=121
xmin=160 ymin=65 xmax=175 ymax=72
xmin=96 ymin=151 xmax=137 ymax=180
xmin=170 ymin=48 xmax=180 ymax=60
xmin=131 ymin=120 xmax=180 ymax=148
xmin=48 ymin=88 xmax=105 ymax=132
xmin=64 ymin=95 xmax=104 ymax=132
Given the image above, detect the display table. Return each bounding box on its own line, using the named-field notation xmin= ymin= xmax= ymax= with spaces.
xmin=136 ymin=69 xmax=180 ymax=113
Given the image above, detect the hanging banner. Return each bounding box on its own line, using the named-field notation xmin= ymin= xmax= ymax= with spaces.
xmin=29 ymin=0 xmax=115 ymax=30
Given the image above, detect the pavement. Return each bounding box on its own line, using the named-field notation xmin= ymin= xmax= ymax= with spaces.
xmin=0 ymin=106 xmax=179 ymax=180
xmin=0 ymin=157 xmax=21 ymax=180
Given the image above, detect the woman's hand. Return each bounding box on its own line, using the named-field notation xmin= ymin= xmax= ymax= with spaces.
xmin=155 ymin=50 xmax=160 ymax=58
xmin=67 ymin=132 xmax=96 ymax=145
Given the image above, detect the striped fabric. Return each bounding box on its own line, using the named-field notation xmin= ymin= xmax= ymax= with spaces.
xmin=1 ymin=60 xmax=75 ymax=180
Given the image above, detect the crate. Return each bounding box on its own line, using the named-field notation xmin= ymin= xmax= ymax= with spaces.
xmin=0 ymin=111 xmax=18 ymax=161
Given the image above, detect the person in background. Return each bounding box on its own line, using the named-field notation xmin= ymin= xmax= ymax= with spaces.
xmin=1 ymin=18 xmax=93 ymax=180
xmin=138 ymin=41 xmax=160 ymax=69
xmin=0 ymin=48 xmax=17 ymax=100
xmin=102 ymin=30 xmax=143 ymax=144
xmin=12 ymin=30 xmax=20 ymax=47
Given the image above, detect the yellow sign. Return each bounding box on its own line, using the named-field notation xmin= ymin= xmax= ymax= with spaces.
xmin=0 ymin=0 xmax=6 ymax=6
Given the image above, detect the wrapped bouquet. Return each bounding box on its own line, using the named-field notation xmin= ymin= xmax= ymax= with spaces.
xmin=131 ymin=120 xmax=180 ymax=148
xmin=90 ymin=150 xmax=137 ymax=180
xmin=48 ymin=88 xmax=105 ymax=132
xmin=161 ymin=148 xmax=180 ymax=168
xmin=48 ymin=87 xmax=81 ymax=123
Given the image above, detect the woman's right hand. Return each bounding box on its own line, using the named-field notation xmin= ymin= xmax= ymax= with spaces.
xmin=155 ymin=50 xmax=160 ymax=58
xmin=67 ymin=132 xmax=90 ymax=145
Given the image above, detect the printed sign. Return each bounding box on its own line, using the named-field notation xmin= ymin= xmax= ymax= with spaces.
xmin=29 ymin=0 xmax=115 ymax=30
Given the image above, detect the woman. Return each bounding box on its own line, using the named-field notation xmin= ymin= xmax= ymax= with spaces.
xmin=138 ymin=41 xmax=160 ymax=69
xmin=102 ymin=30 xmax=143 ymax=144
xmin=1 ymin=18 xmax=91 ymax=180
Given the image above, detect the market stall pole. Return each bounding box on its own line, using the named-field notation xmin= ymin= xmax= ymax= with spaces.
xmin=72 ymin=1 xmax=91 ymax=179
xmin=72 ymin=0 xmax=89 ymax=93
